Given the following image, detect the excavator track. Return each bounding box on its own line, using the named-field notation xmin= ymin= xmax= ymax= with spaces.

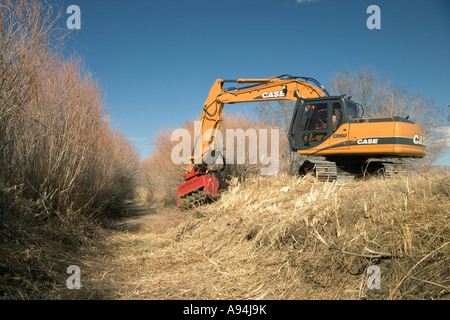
xmin=314 ymin=161 xmax=338 ymax=181
xmin=299 ymin=160 xmax=338 ymax=182
xmin=300 ymin=158 xmax=407 ymax=181
xmin=370 ymin=161 xmax=407 ymax=178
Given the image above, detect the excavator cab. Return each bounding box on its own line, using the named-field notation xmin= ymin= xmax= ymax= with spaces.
xmin=288 ymin=96 xmax=363 ymax=151
xmin=289 ymin=94 xmax=425 ymax=180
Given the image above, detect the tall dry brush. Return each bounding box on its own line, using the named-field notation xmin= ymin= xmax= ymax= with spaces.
xmin=0 ymin=0 xmax=139 ymax=219
xmin=141 ymin=113 xmax=288 ymax=206
xmin=0 ymin=0 xmax=139 ymax=298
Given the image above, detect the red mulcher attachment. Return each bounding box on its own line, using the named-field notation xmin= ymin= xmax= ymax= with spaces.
xmin=177 ymin=167 xmax=219 ymax=209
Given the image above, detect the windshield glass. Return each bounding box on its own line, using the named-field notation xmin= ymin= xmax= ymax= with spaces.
xmin=347 ymin=102 xmax=363 ymax=121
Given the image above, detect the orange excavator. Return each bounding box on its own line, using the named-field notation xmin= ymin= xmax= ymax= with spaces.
xmin=177 ymin=75 xmax=426 ymax=208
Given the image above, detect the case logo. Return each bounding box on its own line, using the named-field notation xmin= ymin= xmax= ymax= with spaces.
xmin=357 ymin=138 xmax=379 ymax=145
xmin=413 ymin=134 xmax=426 ymax=146
xmin=254 ymin=91 xmax=286 ymax=99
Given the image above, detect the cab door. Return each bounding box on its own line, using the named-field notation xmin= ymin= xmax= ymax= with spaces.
xmin=289 ymin=101 xmax=331 ymax=151
xmin=327 ymin=101 xmax=349 ymax=151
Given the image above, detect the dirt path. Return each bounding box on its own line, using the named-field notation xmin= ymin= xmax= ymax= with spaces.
xmin=112 ymin=201 xmax=166 ymax=231
xmin=82 ymin=201 xmax=195 ymax=299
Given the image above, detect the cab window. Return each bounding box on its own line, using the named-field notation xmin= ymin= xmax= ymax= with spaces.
xmin=299 ymin=103 xmax=328 ymax=131
xmin=347 ymin=102 xmax=362 ymax=121
xmin=332 ymin=102 xmax=343 ymax=131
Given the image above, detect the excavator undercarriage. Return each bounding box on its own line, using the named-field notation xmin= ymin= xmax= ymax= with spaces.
xmin=298 ymin=158 xmax=408 ymax=182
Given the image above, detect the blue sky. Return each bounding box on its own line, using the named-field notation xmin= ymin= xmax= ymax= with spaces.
xmin=56 ymin=0 xmax=449 ymax=164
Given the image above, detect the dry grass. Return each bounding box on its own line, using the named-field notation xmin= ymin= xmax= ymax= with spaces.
xmin=0 ymin=0 xmax=139 ymax=299
xmin=91 ymin=173 xmax=449 ymax=300
xmin=0 ymin=179 xmax=109 ymax=299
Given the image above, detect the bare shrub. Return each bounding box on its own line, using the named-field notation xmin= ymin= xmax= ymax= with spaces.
xmin=141 ymin=113 xmax=287 ymax=206
xmin=0 ymin=0 xmax=140 ymax=218
xmin=328 ymin=67 xmax=446 ymax=167
xmin=0 ymin=0 xmax=139 ymax=299
xmin=254 ymin=100 xmax=300 ymax=173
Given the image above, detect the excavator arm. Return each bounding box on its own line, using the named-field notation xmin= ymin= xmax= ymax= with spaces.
xmin=178 ymin=75 xmax=328 ymax=208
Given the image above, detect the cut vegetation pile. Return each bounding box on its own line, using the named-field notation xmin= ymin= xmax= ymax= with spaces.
xmin=93 ymin=173 xmax=449 ymax=300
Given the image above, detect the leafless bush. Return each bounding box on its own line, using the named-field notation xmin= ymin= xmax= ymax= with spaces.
xmin=0 ymin=0 xmax=140 ymax=299
xmin=328 ymin=67 xmax=446 ymax=167
xmin=254 ymin=100 xmax=301 ymax=173
xmin=0 ymin=0 xmax=140 ymax=218
xmin=141 ymin=113 xmax=288 ymax=206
